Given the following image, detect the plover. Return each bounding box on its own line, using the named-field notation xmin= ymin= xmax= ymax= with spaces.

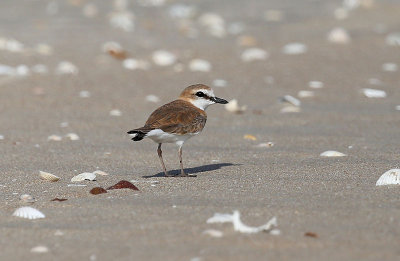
xmin=128 ymin=84 xmax=228 ymax=177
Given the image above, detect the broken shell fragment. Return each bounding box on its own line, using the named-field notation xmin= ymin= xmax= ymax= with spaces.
xmin=31 ymin=246 xmax=49 ymax=253
xmin=56 ymin=61 xmax=79 ymax=75
xmin=320 ymin=151 xmax=347 ymax=157
xmin=189 ymin=59 xmax=211 ymax=72
xmin=241 ymin=48 xmax=268 ymax=62
xmin=146 ymin=95 xmax=160 ymax=103
xmin=327 ymin=27 xmax=351 ymax=44
xmin=280 ymin=106 xmax=301 ymax=113
xmin=107 ymin=180 xmax=139 ymax=190
xmin=93 ymin=170 xmax=109 ymax=176
xmin=280 ymin=95 xmax=301 ymax=106
xmin=202 ymin=229 xmax=223 ymax=238
xmin=12 ymin=207 xmax=45 ymax=220
xmin=65 ymin=133 xmax=80 ymax=141
xmin=212 ymin=79 xmax=227 ymax=88
xmin=102 ymin=41 xmax=127 ymax=59
xmin=20 ymin=194 xmax=35 ymax=203
xmin=376 ymin=169 xmax=400 ymax=186
xmin=90 ymin=187 xmax=108 ymax=195
xmin=71 ymin=172 xmax=96 ymax=182
xmin=152 ymin=50 xmax=176 ymax=66
xmin=47 ymin=135 xmax=62 ymax=141
xmin=225 ymin=99 xmax=247 ymax=114
xmin=382 ymin=63 xmax=398 ymax=72
xmin=308 ymin=81 xmax=324 ymax=89
xmin=362 ymin=88 xmax=387 ymax=98
xmin=282 ymin=43 xmax=307 ymax=55
xmin=243 ymin=134 xmax=257 ymax=141
xmin=298 ymin=90 xmax=315 ymax=98
xmin=39 ymin=171 xmax=60 ymax=182
xmin=110 ymin=109 xmax=122 ymax=116
xmin=385 ymin=32 xmax=400 ymax=46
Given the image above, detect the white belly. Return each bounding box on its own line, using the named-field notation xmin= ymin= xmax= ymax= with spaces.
xmin=146 ymin=129 xmax=199 ymax=146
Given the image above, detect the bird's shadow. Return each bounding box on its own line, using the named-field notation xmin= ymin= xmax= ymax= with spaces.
xmin=142 ymin=163 xmax=239 ymax=178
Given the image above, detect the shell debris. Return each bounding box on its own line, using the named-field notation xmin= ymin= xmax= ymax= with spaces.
xmin=280 ymin=106 xmax=301 ymax=113
xmin=31 ymin=246 xmax=49 ymax=253
xmin=362 ymin=88 xmax=386 ymax=98
xmin=110 ymin=109 xmax=122 ymax=116
xmin=20 ymin=194 xmax=35 ymax=203
xmin=146 ymin=95 xmax=160 ymax=103
xmin=327 ymin=27 xmax=351 ymax=44
xmin=202 ymin=229 xmax=223 ymax=238
xmin=244 ymin=134 xmax=257 ymax=141
xmin=93 ymin=170 xmax=109 ymax=176
xmin=256 ymin=142 xmax=274 ymax=148
xmin=71 ymin=172 xmax=96 ymax=182
xmin=56 ymin=61 xmax=79 ymax=75
xmin=47 ymin=135 xmax=62 ymax=141
xmin=152 ymin=50 xmax=176 ymax=66
xmin=102 ymin=41 xmax=127 ymax=59
xmin=298 ymin=90 xmax=315 ymax=98
xmin=198 ymin=12 xmax=226 ymax=38
xmin=385 ymin=32 xmax=400 ymax=46
xmin=282 ymin=43 xmax=307 ymax=55
xmin=212 ymin=79 xmax=227 ymax=88
xmin=225 ymin=99 xmax=247 ymax=114
xmin=12 ymin=207 xmax=45 ymax=220
xmin=168 ymin=4 xmax=197 ymax=19
xmin=382 ymin=63 xmax=398 ymax=72
xmin=189 ymin=59 xmax=212 ymax=72
xmin=376 ymin=169 xmax=400 ymax=186
xmin=65 ymin=133 xmax=80 ymax=141
xmin=308 ymin=81 xmax=324 ymax=89
xmin=241 ymin=48 xmax=268 ymax=62
xmin=39 ymin=171 xmax=60 ymax=182
xmin=320 ymin=151 xmax=347 ymax=157
xmin=79 ymin=90 xmax=91 ymax=98
xmin=109 ymin=11 xmax=135 ymax=32
xmin=123 ymin=59 xmax=150 ymax=70
xmin=280 ymin=95 xmax=301 ymax=107
xmin=0 ymin=135 xmax=4 ymax=140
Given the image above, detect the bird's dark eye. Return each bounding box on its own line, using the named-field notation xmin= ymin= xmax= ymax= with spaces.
xmin=195 ymin=91 xmax=205 ymax=97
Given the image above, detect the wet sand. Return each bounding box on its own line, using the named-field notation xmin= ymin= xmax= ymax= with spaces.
xmin=1 ymin=0 xmax=400 ymax=260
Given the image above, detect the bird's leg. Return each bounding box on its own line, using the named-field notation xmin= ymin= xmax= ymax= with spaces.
xmin=176 ymin=146 xmax=196 ymax=177
xmin=157 ymin=143 xmax=172 ymax=177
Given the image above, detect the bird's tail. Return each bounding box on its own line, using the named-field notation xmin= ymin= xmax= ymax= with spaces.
xmin=127 ymin=127 xmax=152 ymax=141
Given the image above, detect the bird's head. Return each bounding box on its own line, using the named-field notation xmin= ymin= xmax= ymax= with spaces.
xmin=179 ymin=84 xmax=228 ymax=110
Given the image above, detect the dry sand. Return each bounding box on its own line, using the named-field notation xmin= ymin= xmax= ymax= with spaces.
xmin=1 ymin=0 xmax=400 ymax=260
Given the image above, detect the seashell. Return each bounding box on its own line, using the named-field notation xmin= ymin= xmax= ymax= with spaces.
xmin=51 ymin=198 xmax=67 ymax=202
xmin=20 ymin=194 xmax=35 ymax=203
xmin=31 ymin=64 xmax=48 ymax=74
xmin=256 ymin=142 xmax=274 ymax=148
xmin=280 ymin=106 xmax=301 ymax=113
xmin=382 ymin=63 xmax=398 ymax=72
xmin=308 ymin=81 xmax=324 ymax=89
xmin=264 ymin=9 xmax=284 ymax=22
xmin=123 ymin=59 xmax=150 ymax=70
xmin=31 ymin=246 xmax=49 ymax=253
xmin=39 ymin=171 xmax=60 ymax=182
xmin=212 ymin=79 xmax=227 ymax=88
xmin=376 ymin=169 xmax=400 ymax=186
xmin=145 ymin=95 xmax=160 ymax=103
xmin=202 ymin=229 xmax=223 ymax=238
xmin=241 ymin=48 xmax=268 ymax=62
xmin=107 ymin=180 xmax=139 ymax=190
xmin=3 ymin=38 xmax=24 ymax=53
xmin=243 ymin=134 xmax=257 ymax=141
xmin=362 ymin=88 xmax=386 ymax=98
xmin=16 ymin=65 xmax=30 ymax=76
xmin=102 ymin=41 xmax=126 ymax=59
xmin=12 ymin=207 xmax=45 ymax=219
xmin=298 ymin=90 xmax=315 ymax=98
xmin=280 ymin=95 xmax=301 ymax=106
xmin=207 ymin=210 xmax=278 ymax=234
xmin=67 ymin=184 xmax=87 ymax=187
xmin=0 ymin=134 xmax=4 ymax=140
xmin=327 ymin=27 xmax=351 ymax=44
xmin=168 ymin=4 xmax=197 ymax=19
xmin=385 ymin=32 xmax=400 ymax=46
xmin=47 ymin=135 xmax=62 ymax=141
xmin=65 ymin=133 xmax=79 ymax=141
xmin=189 ymin=59 xmax=211 ymax=72
xmin=395 ymin=105 xmax=400 ymax=111
xmin=152 ymin=50 xmax=176 ymax=66
xmin=93 ymin=170 xmax=109 ymax=176
xmin=225 ymin=99 xmax=247 ymax=114
xmin=320 ymin=151 xmax=347 ymax=157
xmin=71 ymin=172 xmax=96 ymax=182
xmin=0 ymin=64 xmax=16 ymax=76
xmin=90 ymin=187 xmax=108 ymax=195
xmin=109 ymin=11 xmax=135 ymax=32
xmin=110 ymin=109 xmax=122 ymax=116
xmin=79 ymin=90 xmax=90 ymax=98
xmin=56 ymin=61 xmax=79 ymax=75
xmin=198 ymin=13 xmax=226 ymax=38
xmin=282 ymin=43 xmax=307 ymax=55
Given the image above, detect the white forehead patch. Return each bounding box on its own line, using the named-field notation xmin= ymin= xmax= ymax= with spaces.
xmin=190 ymin=88 xmax=216 ymax=110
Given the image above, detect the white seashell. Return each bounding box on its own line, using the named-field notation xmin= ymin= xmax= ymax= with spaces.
xmin=281 ymin=95 xmax=301 ymax=106
xmin=212 ymin=79 xmax=227 ymax=88
xmin=298 ymin=90 xmax=315 ymax=98
xmin=256 ymin=142 xmax=274 ymax=148
xmin=123 ymin=59 xmax=150 ymax=70
xmin=145 ymin=95 xmax=160 ymax=103
xmin=56 ymin=61 xmax=79 ymax=75
xmin=93 ymin=170 xmax=109 ymax=176
xmin=189 ymin=59 xmax=211 ymax=72
xmin=79 ymin=90 xmax=91 ymax=98
xmin=308 ymin=81 xmax=324 ymax=89
xmin=0 ymin=64 xmax=16 ymax=76
xmin=110 ymin=109 xmax=122 ymax=116
xmin=109 ymin=11 xmax=134 ymax=32
xmin=385 ymin=32 xmax=400 ymax=46
xmin=5 ymin=39 xmax=24 ymax=53
xmin=207 ymin=210 xmax=278 ymax=234
xmin=35 ymin=43 xmax=53 ymax=55
xmin=20 ymin=194 xmax=35 ymax=203
xmin=327 ymin=27 xmax=351 ymax=44
xmin=169 ymin=4 xmax=196 ymax=19
xmin=16 ymin=65 xmax=30 ymax=76
xmin=65 ymin=133 xmax=80 ymax=141
xmin=320 ymin=151 xmax=347 ymax=157
xmin=83 ymin=3 xmax=98 ymax=18
xmin=47 ymin=135 xmax=62 ymax=141
xmin=198 ymin=13 xmax=226 ymax=38
xmin=264 ymin=10 xmax=284 ymax=22
xmin=39 ymin=171 xmax=61 ymax=182
xmin=362 ymin=88 xmax=386 ymax=98
xmin=202 ymin=229 xmax=223 ymax=238
xmin=225 ymin=99 xmax=247 ymax=114
xmin=282 ymin=43 xmax=307 ymax=55
xmin=152 ymin=50 xmax=176 ymax=66
xmin=241 ymin=48 xmax=268 ymax=62
xmin=270 ymin=229 xmax=281 ymax=235
xmin=0 ymin=135 xmax=4 ymax=140
xmin=71 ymin=172 xmax=96 ymax=182
xmin=13 ymin=207 xmax=45 ymax=219
xmin=395 ymin=105 xmax=400 ymax=111
xmin=376 ymin=169 xmax=400 ymax=186
xmin=280 ymin=106 xmax=301 ymax=113
xmin=102 ymin=41 xmax=123 ymax=54
xmin=31 ymin=246 xmax=49 ymax=253
xmin=382 ymin=63 xmax=398 ymax=72
xmin=31 ymin=64 xmax=48 ymax=74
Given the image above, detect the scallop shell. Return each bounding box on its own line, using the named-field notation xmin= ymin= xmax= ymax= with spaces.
xmin=71 ymin=172 xmax=96 ymax=182
xmin=320 ymin=151 xmax=347 ymax=157
xmin=376 ymin=169 xmax=400 ymax=186
xmin=12 ymin=207 xmax=45 ymax=219
xmin=39 ymin=171 xmax=60 ymax=182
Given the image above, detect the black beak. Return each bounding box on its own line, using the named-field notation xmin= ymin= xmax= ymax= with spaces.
xmin=211 ymin=96 xmax=228 ymax=104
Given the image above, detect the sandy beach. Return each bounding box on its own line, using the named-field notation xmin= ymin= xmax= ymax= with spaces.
xmin=1 ymin=0 xmax=400 ymax=260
